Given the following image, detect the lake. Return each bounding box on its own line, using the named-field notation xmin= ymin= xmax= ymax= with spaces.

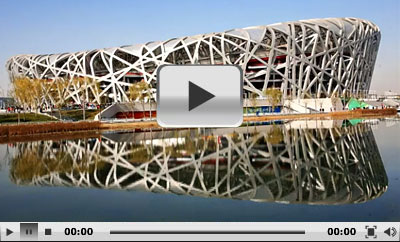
xmin=0 ymin=117 xmax=399 ymax=222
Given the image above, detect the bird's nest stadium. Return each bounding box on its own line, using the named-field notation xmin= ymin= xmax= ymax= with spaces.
xmin=6 ymin=17 xmax=380 ymax=105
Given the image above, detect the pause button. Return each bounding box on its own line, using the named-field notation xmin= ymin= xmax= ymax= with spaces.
xmin=20 ymin=223 xmax=38 ymax=240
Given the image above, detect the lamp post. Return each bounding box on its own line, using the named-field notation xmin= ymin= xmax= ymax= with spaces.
xmin=82 ymin=99 xmax=85 ymax=121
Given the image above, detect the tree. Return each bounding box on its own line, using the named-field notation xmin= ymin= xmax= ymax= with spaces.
xmin=263 ymin=88 xmax=282 ymax=111
xmin=72 ymin=77 xmax=86 ymax=120
xmin=128 ymin=80 xmax=152 ymax=120
xmin=249 ymin=92 xmax=258 ymax=107
xmin=51 ymin=78 xmax=70 ymax=120
xmin=330 ymin=91 xmax=341 ymax=111
xmin=266 ymin=125 xmax=283 ymax=144
xmin=41 ymin=79 xmax=56 ymax=111
xmin=72 ymin=77 xmax=98 ymax=120
xmin=11 ymin=77 xmax=34 ymax=120
xmin=31 ymin=78 xmax=46 ymax=114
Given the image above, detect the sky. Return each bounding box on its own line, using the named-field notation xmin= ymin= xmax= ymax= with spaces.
xmin=0 ymin=0 xmax=399 ymax=95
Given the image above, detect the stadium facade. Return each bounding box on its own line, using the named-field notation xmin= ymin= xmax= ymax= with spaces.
xmin=6 ymin=17 xmax=380 ymax=106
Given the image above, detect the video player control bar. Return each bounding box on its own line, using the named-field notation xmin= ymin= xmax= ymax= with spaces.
xmin=0 ymin=222 xmax=399 ymax=241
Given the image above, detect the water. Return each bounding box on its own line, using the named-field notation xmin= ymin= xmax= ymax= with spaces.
xmin=0 ymin=118 xmax=399 ymax=222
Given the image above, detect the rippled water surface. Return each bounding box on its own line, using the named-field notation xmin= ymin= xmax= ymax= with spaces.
xmin=0 ymin=118 xmax=399 ymax=221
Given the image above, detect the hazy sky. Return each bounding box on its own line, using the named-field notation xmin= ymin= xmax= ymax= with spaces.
xmin=0 ymin=0 xmax=399 ymax=94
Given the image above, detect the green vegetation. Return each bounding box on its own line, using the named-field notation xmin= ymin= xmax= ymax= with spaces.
xmin=263 ymin=88 xmax=282 ymax=108
xmin=10 ymin=77 xmax=48 ymax=113
xmin=0 ymin=109 xmax=100 ymax=124
xmin=10 ymin=144 xmax=104 ymax=184
xmin=10 ymin=76 xmax=101 ymax=121
xmin=48 ymin=109 xmax=100 ymax=121
xmin=266 ymin=125 xmax=284 ymax=144
xmin=347 ymin=98 xmax=371 ymax=110
xmin=165 ymin=130 xmax=206 ymax=157
xmin=0 ymin=113 xmax=56 ymax=123
xmin=128 ymin=81 xmax=151 ymax=101
xmin=129 ymin=147 xmax=152 ymax=163
xmin=249 ymin=92 xmax=258 ymax=107
xmin=0 ymin=121 xmax=101 ymax=137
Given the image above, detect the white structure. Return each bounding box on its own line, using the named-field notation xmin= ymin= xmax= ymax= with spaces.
xmin=6 ymin=17 xmax=380 ymax=106
xmin=284 ymin=97 xmax=344 ymax=113
xmin=384 ymin=91 xmax=399 ymax=98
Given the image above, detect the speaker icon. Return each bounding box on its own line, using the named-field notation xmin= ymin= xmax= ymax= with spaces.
xmin=384 ymin=227 xmax=397 ymax=237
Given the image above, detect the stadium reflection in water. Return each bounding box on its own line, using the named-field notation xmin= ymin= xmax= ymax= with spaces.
xmin=9 ymin=120 xmax=388 ymax=205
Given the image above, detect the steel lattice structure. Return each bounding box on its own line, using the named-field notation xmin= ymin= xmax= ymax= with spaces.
xmin=6 ymin=17 xmax=380 ymax=105
xmin=10 ymin=123 xmax=387 ymax=204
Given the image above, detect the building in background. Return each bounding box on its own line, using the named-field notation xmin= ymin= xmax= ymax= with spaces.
xmin=6 ymin=17 xmax=380 ymax=113
xmin=0 ymin=97 xmax=14 ymax=111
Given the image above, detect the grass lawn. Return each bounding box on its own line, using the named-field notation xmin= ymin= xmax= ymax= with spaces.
xmin=0 ymin=113 xmax=57 ymax=123
xmin=48 ymin=109 xmax=100 ymax=121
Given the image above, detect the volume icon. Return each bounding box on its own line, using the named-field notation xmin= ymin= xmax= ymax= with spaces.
xmin=384 ymin=227 xmax=397 ymax=237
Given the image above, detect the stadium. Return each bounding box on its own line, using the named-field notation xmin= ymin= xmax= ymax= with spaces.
xmin=6 ymin=17 xmax=380 ymax=111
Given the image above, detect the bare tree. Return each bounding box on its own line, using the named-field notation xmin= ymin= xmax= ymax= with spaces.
xmin=31 ymin=78 xmax=46 ymax=115
xmin=11 ymin=77 xmax=34 ymax=121
xmin=128 ymin=80 xmax=151 ymax=120
xmin=263 ymin=88 xmax=282 ymax=112
xmin=72 ymin=77 xmax=98 ymax=120
xmin=51 ymin=78 xmax=70 ymax=120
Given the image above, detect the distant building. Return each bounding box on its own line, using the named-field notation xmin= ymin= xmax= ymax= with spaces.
xmin=0 ymin=97 xmax=14 ymax=110
xmin=383 ymin=91 xmax=399 ymax=98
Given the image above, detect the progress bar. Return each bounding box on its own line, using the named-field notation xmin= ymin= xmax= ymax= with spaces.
xmin=1 ymin=223 xmax=399 ymax=241
xmin=109 ymin=230 xmax=306 ymax=235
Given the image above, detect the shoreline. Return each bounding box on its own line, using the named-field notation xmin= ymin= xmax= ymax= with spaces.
xmin=0 ymin=108 xmax=397 ymax=144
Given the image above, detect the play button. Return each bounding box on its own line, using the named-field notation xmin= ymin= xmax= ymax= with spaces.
xmin=157 ymin=65 xmax=243 ymax=127
xmin=188 ymin=81 xmax=215 ymax=111
xmin=6 ymin=228 xmax=13 ymax=236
